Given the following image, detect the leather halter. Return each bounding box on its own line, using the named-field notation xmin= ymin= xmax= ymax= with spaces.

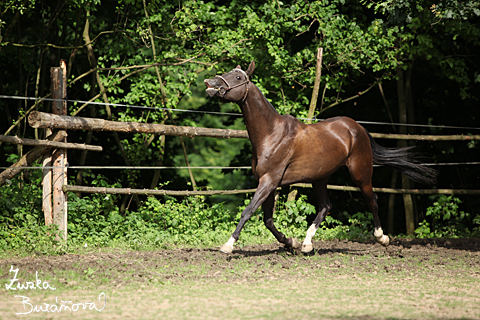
xmin=214 ymin=69 xmax=250 ymax=102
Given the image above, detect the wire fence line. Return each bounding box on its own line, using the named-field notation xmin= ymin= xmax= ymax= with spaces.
xmin=2 ymin=94 xmax=480 ymax=131
xmin=2 ymin=95 xmax=479 ymax=197
xmin=1 ymin=162 xmax=480 ymax=171
xmin=0 ymin=95 xmax=241 ymax=117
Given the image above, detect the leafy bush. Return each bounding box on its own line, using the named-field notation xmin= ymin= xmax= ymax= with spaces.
xmin=415 ymin=195 xmax=476 ymax=238
xmin=316 ymin=215 xmax=349 ymax=240
xmin=233 ymin=194 xmax=314 ymax=241
xmin=473 ymin=215 xmax=480 ymax=235
xmin=68 ymin=192 xmax=239 ymax=248
xmin=314 ymin=212 xmax=375 ymax=241
xmin=0 ymin=168 xmax=381 ymax=254
xmin=4 ymin=167 xmax=478 ymax=255
xmin=135 ymin=195 xmax=236 ymax=245
xmin=0 ymin=160 xmax=60 ymax=254
xmin=276 ymin=194 xmax=312 ymax=233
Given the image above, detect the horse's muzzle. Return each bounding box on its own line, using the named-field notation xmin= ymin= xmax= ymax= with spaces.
xmin=204 ymin=79 xmax=221 ymax=97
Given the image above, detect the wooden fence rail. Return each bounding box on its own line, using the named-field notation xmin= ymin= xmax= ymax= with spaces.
xmin=28 ymin=111 xmax=249 ymax=139
xmin=0 ymin=134 xmax=102 ymax=151
xmin=28 ymin=111 xmax=480 ymax=141
xmin=0 ymin=130 xmax=68 ymax=186
xmin=64 ymin=184 xmax=480 ymax=196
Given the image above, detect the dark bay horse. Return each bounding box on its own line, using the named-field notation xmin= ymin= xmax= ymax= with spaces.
xmin=204 ymin=61 xmax=437 ymax=254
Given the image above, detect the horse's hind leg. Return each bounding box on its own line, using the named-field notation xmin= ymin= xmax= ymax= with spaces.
xmin=348 ymin=164 xmax=389 ymax=246
xmin=360 ymin=184 xmax=389 ymax=246
xmin=262 ymin=191 xmax=301 ymax=249
xmin=301 ymin=178 xmax=332 ymax=253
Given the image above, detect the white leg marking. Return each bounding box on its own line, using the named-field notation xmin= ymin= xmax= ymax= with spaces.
xmin=220 ymin=236 xmax=236 ymax=254
xmin=374 ymin=227 xmax=389 ymax=246
xmin=374 ymin=227 xmax=384 ymax=238
xmin=301 ymin=224 xmax=318 ymax=253
xmin=304 ymin=224 xmax=318 ymax=245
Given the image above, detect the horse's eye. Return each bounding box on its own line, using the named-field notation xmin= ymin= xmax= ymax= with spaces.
xmin=236 ymin=76 xmax=241 ymax=80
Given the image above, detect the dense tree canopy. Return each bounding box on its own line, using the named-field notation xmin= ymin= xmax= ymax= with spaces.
xmin=1 ymin=0 xmax=479 ymax=234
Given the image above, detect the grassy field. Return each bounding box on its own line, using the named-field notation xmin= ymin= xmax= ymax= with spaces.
xmin=1 ymin=238 xmax=479 ymax=320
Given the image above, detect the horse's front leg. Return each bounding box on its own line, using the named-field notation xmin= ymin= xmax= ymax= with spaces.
xmin=262 ymin=191 xmax=301 ymax=250
xmin=220 ymin=176 xmax=278 ymax=254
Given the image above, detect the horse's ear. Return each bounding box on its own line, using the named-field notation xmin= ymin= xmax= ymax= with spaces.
xmin=245 ymin=61 xmax=255 ymax=76
xmin=235 ymin=65 xmax=242 ymax=70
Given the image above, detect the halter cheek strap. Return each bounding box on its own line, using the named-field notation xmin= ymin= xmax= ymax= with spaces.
xmin=214 ymin=69 xmax=250 ymax=102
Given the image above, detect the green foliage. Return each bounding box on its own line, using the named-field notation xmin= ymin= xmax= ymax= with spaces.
xmin=275 ymin=194 xmax=312 ymax=235
xmin=0 ymin=224 xmax=61 ymax=254
xmin=137 ymin=195 xmax=236 ymax=239
xmin=9 ymin=166 xmax=479 ymax=254
xmin=235 ymin=194 xmax=313 ymax=240
xmin=363 ymin=0 xmax=480 ymax=99
xmin=1 ymin=0 xmax=37 ymax=15
xmin=1 ymin=171 xmax=380 ymax=254
xmin=0 ymin=165 xmax=61 ymax=254
xmin=314 ymin=212 xmax=375 ymax=241
xmin=473 ymin=215 xmax=480 ymax=234
xmin=66 ymin=180 xmax=239 ymax=248
xmin=0 ymin=171 xmax=238 ymax=251
xmin=67 ymin=189 xmax=122 ymax=247
xmin=1 ymin=0 xmax=479 ymax=245
xmin=2 ymin=0 xmax=409 ymax=123
xmin=316 ymin=215 xmax=350 ymax=241
xmin=346 ymin=212 xmax=375 ymax=239
xmin=415 ymin=195 xmax=476 ymax=238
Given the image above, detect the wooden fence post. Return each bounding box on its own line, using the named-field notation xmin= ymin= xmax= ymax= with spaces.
xmin=49 ymin=60 xmax=68 ymax=241
xmin=42 ymin=149 xmax=53 ymax=226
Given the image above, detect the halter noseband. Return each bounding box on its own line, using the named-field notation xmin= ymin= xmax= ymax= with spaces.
xmin=214 ymin=69 xmax=250 ymax=102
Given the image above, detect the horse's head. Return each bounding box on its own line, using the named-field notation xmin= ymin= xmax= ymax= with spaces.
xmin=204 ymin=61 xmax=255 ymax=103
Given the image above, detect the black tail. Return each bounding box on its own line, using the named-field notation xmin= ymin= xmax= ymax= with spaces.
xmin=365 ymin=131 xmax=437 ymax=186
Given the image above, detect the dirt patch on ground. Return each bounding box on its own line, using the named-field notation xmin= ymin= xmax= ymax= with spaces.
xmin=1 ymin=238 xmax=479 ymax=286
xmin=1 ymin=238 xmax=480 ymax=319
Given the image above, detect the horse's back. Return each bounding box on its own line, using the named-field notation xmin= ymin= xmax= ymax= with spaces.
xmin=276 ymin=116 xmax=368 ymax=184
xmin=312 ymin=116 xmax=364 ymax=132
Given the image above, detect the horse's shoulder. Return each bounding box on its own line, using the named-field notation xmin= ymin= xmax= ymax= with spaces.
xmin=280 ymin=114 xmax=306 ymax=130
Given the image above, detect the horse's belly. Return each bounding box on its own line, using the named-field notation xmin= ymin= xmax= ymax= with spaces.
xmin=279 ymin=161 xmax=342 ymax=186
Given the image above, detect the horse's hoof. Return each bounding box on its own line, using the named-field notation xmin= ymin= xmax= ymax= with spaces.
xmin=220 ymin=244 xmax=233 ymax=254
xmin=220 ymin=237 xmax=235 ymax=254
xmin=301 ymin=243 xmax=313 ymax=253
xmin=288 ymin=237 xmax=301 ymax=249
xmin=376 ymin=235 xmax=390 ymax=247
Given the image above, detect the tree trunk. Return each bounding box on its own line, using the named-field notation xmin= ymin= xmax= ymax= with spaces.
xmin=76 ymin=19 xmax=99 ymax=197
xmin=83 ymin=14 xmax=141 ymax=207
xmin=150 ymin=135 xmax=166 ymax=189
xmin=404 ymin=65 xmax=419 ymax=226
xmin=396 ymin=65 xmax=415 ymax=235
xmin=387 ymin=171 xmax=397 ymax=235
xmin=307 ymin=48 xmax=323 ymax=123
xmin=142 ymin=1 xmax=196 ymax=191
xmin=378 ymin=81 xmax=398 ymax=234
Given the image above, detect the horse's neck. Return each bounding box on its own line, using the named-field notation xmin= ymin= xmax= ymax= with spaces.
xmin=240 ymin=84 xmax=280 ymax=145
